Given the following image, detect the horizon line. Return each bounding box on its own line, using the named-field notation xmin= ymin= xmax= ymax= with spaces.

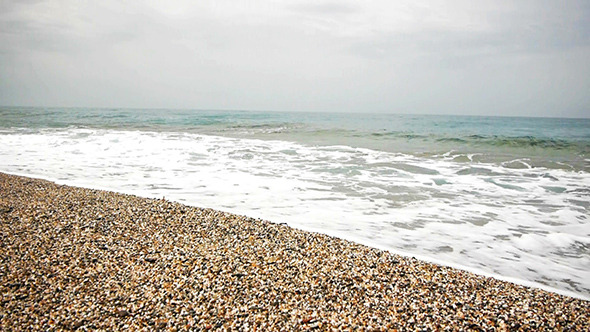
xmin=1 ymin=104 xmax=589 ymax=120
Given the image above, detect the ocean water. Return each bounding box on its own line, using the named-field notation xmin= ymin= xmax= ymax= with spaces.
xmin=1 ymin=107 xmax=589 ymax=299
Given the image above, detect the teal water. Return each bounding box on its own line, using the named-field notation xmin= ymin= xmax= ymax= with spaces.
xmin=1 ymin=107 xmax=589 ymax=298
xmin=2 ymin=107 xmax=589 ymax=172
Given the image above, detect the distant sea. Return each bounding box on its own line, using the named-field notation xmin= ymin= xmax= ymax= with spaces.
xmin=1 ymin=107 xmax=589 ymax=299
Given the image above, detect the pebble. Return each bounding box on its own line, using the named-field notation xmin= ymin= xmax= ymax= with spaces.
xmin=0 ymin=172 xmax=588 ymax=330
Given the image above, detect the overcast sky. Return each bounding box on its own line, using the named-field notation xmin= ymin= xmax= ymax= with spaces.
xmin=1 ymin=1 xmax=589 ymax=117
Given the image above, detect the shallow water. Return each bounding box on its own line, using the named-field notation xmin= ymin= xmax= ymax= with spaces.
xmin=1 ymin=107 xmax=589 ymax=299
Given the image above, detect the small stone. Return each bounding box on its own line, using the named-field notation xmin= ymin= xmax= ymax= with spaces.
xmin=116 ymin=309 xmax=130 ymax=317
xmin=71 ymin=321 xmax=84 ymax=329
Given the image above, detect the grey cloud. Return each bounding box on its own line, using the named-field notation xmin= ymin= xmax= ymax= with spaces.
xmin=348 ymin=1 xmax=590 ymax=61
xmin=288 ymin=2 xmax=360 ymax=15
xmin=0 ymin=0 xmax=589 ymax=117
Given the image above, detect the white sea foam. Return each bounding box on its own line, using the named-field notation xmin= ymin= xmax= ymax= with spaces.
xmin=1 ymin=128 xmax=589 ymax=299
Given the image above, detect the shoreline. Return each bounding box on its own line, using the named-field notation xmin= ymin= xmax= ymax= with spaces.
xmin=1 ymin=172 xmax=588 ymax=329
xmin=3 ymin=170 xmax=587 ymax=302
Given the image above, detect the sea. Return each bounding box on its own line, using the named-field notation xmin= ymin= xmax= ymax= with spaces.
xmin=1 ymin=107 xmax=589 ymax=299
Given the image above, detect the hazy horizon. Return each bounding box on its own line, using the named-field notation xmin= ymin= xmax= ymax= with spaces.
xmin=3 ymin=105 xmax=590 ymax=120
xmin=1 ymin=1 xmax=589 ymax=118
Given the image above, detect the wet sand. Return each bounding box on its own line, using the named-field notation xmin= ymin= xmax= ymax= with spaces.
xmin=0 ymin=172 xmax=588 ymax=330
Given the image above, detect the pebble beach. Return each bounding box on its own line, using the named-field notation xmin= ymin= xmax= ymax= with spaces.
xmin=1 ymin=172 xmax=588 ymax=330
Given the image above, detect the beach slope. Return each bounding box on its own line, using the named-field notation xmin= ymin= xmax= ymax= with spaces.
xmin=0 ymin=172 xmax=587 ymax=330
